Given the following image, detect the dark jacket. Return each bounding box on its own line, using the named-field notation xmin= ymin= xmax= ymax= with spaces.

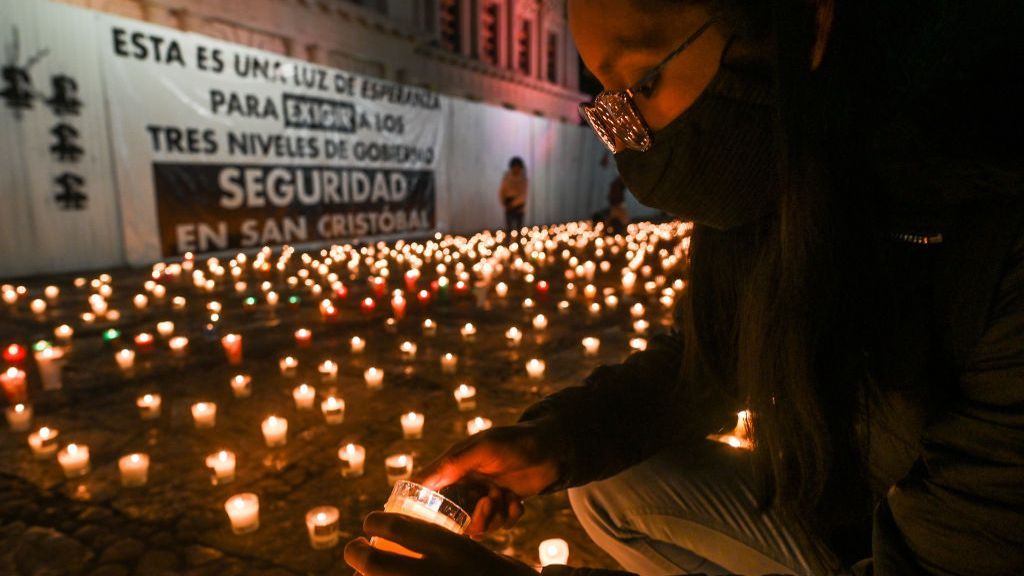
xmin=524 ymin=194 xmax=1024 ymax=575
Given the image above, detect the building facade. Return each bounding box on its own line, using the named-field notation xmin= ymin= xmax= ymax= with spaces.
xmin=54 ymin=0 xmax=586 ymax=121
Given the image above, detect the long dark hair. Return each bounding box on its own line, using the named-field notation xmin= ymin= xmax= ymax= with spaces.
xmin=681 ymin=0 xmax=872 ymax=544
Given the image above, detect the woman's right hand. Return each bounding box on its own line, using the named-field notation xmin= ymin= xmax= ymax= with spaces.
xmin=416 ymin=417 xmax=566 ymax=536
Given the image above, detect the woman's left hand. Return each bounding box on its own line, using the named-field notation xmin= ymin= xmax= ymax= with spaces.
xmin=345 ymin=511 xmax=539 ymax=576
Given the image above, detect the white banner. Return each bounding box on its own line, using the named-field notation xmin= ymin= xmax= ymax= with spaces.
xmin=0 ymin=0 xmax=121 ymax=278
xmin=97 ymin=13 xmax=446 ymax=265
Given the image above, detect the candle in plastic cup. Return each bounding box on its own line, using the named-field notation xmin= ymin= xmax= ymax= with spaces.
xmin=371 ymin=481 xmax=471 ymax=559
xmin=305 ymin=506 xmax=340 ymax=549
xmin=224 ymin=493 xmax=259 ymax=534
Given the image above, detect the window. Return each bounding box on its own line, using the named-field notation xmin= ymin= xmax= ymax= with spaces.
xmin=481 ymin=3 xmax=500 ymax=65
xmin=440 ymin=0 xmax=462 ymax=53
xmin=517 ymin=19 xmax=532 ymax=75
xmin=546 ymin=32 xmax=559 ymax=83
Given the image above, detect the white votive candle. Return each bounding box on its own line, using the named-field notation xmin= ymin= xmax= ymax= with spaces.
xmin=539 ymin=538 xmax=570 ymax=566
xmin=440 ymin=353 xmax=458 ymax=374
xmin=230 ymin=374 xmax=252 ymax=398
xmin=526 ymin=358 xmax=546 ymax=380
xmin=58 ymin=443 xmax=90 ymax=478
xmin=400 ymin=341 xmax=417 ymax=360
xmin=321 ymin=396 xmax=345 ymax=425
xmin=30 ymin=298 xmax=47 ymax=315
xmin=5 ymin=403 xmax=32 ymax=432
xmin=460 ymin=322 xmax=477 ymax=340
xmin=279 ymin=356 xmax=298 ymax=377
xmin=54 ymin=324 xmax=74 ymax=342
xmin=532 ymin=314 xmax=548 ymax=330
xmin=453 ymin=384 xmax=477 ymax=412
xmin=505 ymin=326 xmax=523 ymax=347
xmin=305 ymin=506 xmax=341 ymax=549
xmin=385 ymin=454 xmax=413 ymax=485
xmin=136 ymin=393 xmax=162 ymax=420
xmin=224 ymin=493 xmax=259 ymax=534
xmin=28 ymin=426 xmax=59 ymax=458
xmin=633 ymin=319 xmax=650 ymax=334
xmin=34 ymin=346 xmax=64 ymax=391
xmin=400 ymin=411 xmax=425 ymax=439
xmin=168 ymin=336 xmax=189 ymax=357
xmin=261 ymin=415 xmax=288 ymax=447
xmin=292 ymin=384 xmax=316 ymax=410
xmin=364 ymin=367 xmax=383 ymax=390
xmin=338 ymin=443 xmax=366 ymax=478
xmin=582 ymin=337 xmax=601 ymax=356
xmin=156 ymin=321 xmax=175 ymax=338
xmin=350 ymin=336 xmax=366 ymax=354
xmin=317 ymin=360 xmax=338 ymax=382
xmin=206 ymin=450 xmax=236 ymax=484
xmin=422 ymin=318 xmax=437 ymax=336
xmin=115 ymin=348 xmax=136 ymax=373
xmin=118 ymin=453 xmax=150 ymax=487
xmin=467 ymin=416 xmax=493 ymax=436
xmin=191 ymin=402 xmax=216 ymax=428
xmin=629 ymin=337 xmax=648 ymax=352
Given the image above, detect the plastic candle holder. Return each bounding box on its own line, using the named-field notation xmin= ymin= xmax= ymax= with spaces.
xmin=384 ymin=454 xmax=414 ymax=485
xmin=350 ymin=336 xmax=366 ymax=354
xmin=539 ymin=538 xmax=570 ymax=566
xmin=261 ymin=416 xmax=288 ymax=447
xmin=206 ymin=450 xmax=236 ymax=484
xmin=136 ymin=393 xmax=162 ymax=420
xmin=321 ymin=396 xmax=345 ymax=425
xmin=453 ymin=384 xmax=477 ymax=412
xmin=364 ymin=367 xmax=383 ymax=390
xmin=57 ymin=443 xmax=90 ymax=478
xmin=440 ymin=353 xmax=458 ymax=374
xmin=467 ymin=417 xmax=493 ymax=436
xmin=28 ymin=426 xmax=59 ymax=458
xmin=371 ymin=480 xmax=471 ymax=558
xmin=305 ymin=506 xmax=341 ymax=549
xmin=400 ymin=412 xmax=424 ymax=439
xmin=5 ymin=403 xmax=32 ymax=432
xmin=191 ymin=402 xmax=217 ymax=428
xmin=230 ymin=374 xmax=252 ymax=398
xmin=224 ymin=493 xmax=260 ymax=534
xmin=292 ymin=384 xmax=316 ymax=410
xmin=526 ymin=358 xmax=546 ymax=380
xmin=118 ymin=453 xmax=150 ymax=487
xmin=221 ymin=334 xmax=243 ymax=365
xmin=338 ymin=443 xmax=365 ymax=478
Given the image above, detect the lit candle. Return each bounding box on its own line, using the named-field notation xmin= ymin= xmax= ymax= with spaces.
xmin=34 ymin=346 xmax=64 ymax=391
xmin=28 ymin=426 xmax=59 ymax=458
xmin=400 ymin=411 xmax=425 ymax=439
xmin=0 ymin=367 xmax=28 ymax=403
xmin=629 ymin=337 xmax=648 ymax=352
xmin=582 ymin=337 xmax=601 ymax=356
xmin=221 ymin=333 xmax=243 ymax=365
xmin=364 ymin=367 xmax=384 ymax=390
xmin=156 ymin=321 xmax=175 ymax=338
xmin=399 ymin=341 xmax=418 ymax=360
xmin=391 ymin=291 xmax=407 ymax=320
xmin=54 ymin=324 xmax=74 ymax=342
xmin=318 ymin=360 xmax=338 ymax=382
xmin=460 ymin=322 xmax=477 ymax=341
xmin=57 ymin=443 xmax=90 ymax=478
xmin=385 ymin=454 xmax=413 ymax=485
xmin=440 ymin=353 xmax=458 ymax=374
xmin=453 ymin=384 xmax=477 ymax=412
xmin=495 ymin=282 xmax=509 ymax=298
xmin=504 ymin=326 xmax=523 ymax=347
xmin=261 ymin=415 xmax=288 ymax=447
xmin=134 ymin=332 xmax=155 ymax=351
xmin=5 ymin=403 xmax=32 ymax=432
xmin=279 ymin=356 xmax=298 ymax=377
xmin=4 ymin=343 xmax=26 ymax=363
xmin=292 ymin=384 xmax=316 ymax=410
xmin=630 ymin=303 xmax=645 ymax=319
xmin=604 ymin=294 xmax=619 ymax=310
xmin=136 ymin=393 xmax=162 ymax=420
xmin=191 ymin=402 xmax=217 ymax=429
xmin=526 ymin=358 xmax=546 ymax=380
xmin=30 ymin=298 xmax=47 ymax=315
xmin=466 ymin=416 xmax=492 ymax=436
xmin=230 ymin=374 xmax=252 ymax=398
xmin=633 ymin=319 xmax=649 ymax=334
xmin=115 ymin=348 xmax=136 ymax=374
xmin=710 ymin=410 xmax=754 ymax=450
xmin=118 ymin=453 xmax=150 ymax=487
xmin=168 ymin=336 xmax=189 ymax=357
xmin=321 ymin=395 xmax=345 ymax=425
xmin=350 ymin=336 xmax=366 ymax=354
xmin=224 ymin=493 xmax=260 ymax=534
xmin=206 ymin=450 xmax=236 ymax=484
xmin=305 ymin=506 xmax=341 ymax=549
xmin=422 ymin=318 xmax=437 ymax=336
xmin=338 ymin=443 xmax=366 ymax=478
xmin=532 ymin=313 xmax=549 ymax=331
xmin=44 ymin=285 xmax=60 ymax=301
xmin=360 ymin=297 xmax=376 ymax=315
xmin=404 ymin=268 xmax=420 ymax=292
xmin=294 ymin=328 xmax=312 ymax=347
xmin=539 ymin=538 xmax=570 ymax=566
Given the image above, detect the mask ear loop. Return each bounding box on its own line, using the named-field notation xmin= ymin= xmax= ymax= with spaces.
xmin=719 ymin=34 xmax=740 ymax=67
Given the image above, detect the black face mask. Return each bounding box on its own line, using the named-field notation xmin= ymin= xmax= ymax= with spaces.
xmin=614 ymin=64 xmax=777 ymax=230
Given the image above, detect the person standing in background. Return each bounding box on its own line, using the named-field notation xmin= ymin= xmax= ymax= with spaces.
xmin=499 ymin=156 xmax=528 ymax=231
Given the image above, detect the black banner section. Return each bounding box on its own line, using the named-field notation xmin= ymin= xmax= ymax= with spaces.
xmin=153 ymin=162 xmax=435 ymax=256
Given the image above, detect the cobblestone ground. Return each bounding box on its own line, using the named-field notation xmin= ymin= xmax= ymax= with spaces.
xmin=0 ymin=225 xmax=685 ymax=575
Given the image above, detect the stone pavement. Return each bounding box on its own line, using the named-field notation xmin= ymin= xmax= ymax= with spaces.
xmin=0 ymin=223 xmax=688 ymax=575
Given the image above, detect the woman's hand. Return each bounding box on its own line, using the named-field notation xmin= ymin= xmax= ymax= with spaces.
xmin=415 ymin=417 xmax=566 ymax=535
xmin=345 ymin=512 xmax=539 ymax=576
